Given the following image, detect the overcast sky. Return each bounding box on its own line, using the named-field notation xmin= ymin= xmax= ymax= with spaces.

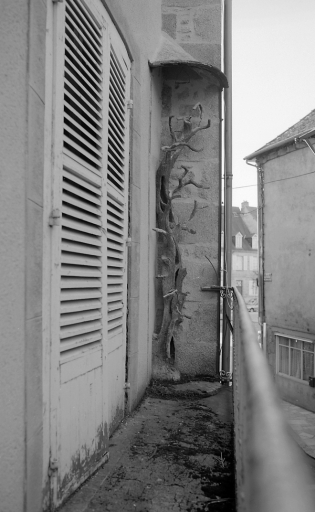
xmin=232 ymin=0 xmax=315 ymax=208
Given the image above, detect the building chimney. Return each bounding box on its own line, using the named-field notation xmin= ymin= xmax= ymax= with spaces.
xmin=241 ymin=201 xmax=249 ymax=212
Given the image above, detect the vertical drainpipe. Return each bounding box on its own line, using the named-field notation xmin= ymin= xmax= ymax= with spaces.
xmin=217 ymin=92 xmax=223 ymax=374
xmin=222 ymin=0 xmax=232 ymax=373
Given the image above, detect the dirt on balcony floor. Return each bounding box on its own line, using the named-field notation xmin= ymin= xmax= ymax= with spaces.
xmin=60 ymin=379 xmax=235 ymax=512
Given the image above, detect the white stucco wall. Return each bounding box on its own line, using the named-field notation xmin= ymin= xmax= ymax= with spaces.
xmin=261 ymin=145 xmax=315 ymax=410
xmin=0 ymin=2 xmax=28 ymax=510
xmin=1 ymin=1 xmax=46 ymax=510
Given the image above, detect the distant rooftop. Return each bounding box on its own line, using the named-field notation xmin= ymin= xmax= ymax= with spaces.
xmin=244 ymin=108 xmax=315 ymax=161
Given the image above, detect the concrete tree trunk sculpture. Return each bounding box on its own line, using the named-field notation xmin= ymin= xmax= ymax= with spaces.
xmin=154 ymin=104 xmax=211 ymax=379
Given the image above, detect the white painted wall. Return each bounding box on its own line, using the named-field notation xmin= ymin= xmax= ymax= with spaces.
xmin=0 ymin=2 xmax=28 ymax=510
xmin=262 ymin=145 xmax=315 ymax=411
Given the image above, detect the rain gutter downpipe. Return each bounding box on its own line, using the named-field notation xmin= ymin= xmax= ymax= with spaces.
xmin=222 ymin=0 xmax=232 ymax=373
xmin=246 ymin=159 xmax=266 ymax=348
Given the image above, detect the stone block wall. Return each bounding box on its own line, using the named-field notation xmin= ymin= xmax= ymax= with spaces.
xmin=158 ymin=70 xmax=221 ymax=375
xmin=162 ymin=0 xmax=222 ymax=69
xmin=158 ymin=0 xmax=222 ymax=376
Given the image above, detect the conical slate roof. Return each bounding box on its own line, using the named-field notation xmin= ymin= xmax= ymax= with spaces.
xmin=149 ymin=32 xmax=228 ymax=89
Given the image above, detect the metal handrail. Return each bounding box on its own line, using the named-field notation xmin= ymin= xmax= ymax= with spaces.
xmin=233 ymin=288 xmax=314 ymax=512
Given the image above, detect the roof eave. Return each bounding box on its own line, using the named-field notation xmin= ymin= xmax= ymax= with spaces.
xmin=244 ymin=127 xmax=315 ymax=162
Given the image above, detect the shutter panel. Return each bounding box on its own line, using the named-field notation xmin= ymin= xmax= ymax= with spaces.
xmin=48 ymin=0 xmax=131 ymax=504
xmin=64 ymin=0 xmax=103 ymax=173
xmin=106 ymin=46 xmax=128 ymax=341
xmin=60 ymin=0 xmax=104 ymax=357
xmin=60 ymin=170 xmax=103 ymax=354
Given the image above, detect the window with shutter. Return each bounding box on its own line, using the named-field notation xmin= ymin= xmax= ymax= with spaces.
xmin=46 ymin=0 xmax=131 ymax=504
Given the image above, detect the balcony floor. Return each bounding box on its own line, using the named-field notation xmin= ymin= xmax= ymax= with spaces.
xmin=60 ymin=381 xmax=235 ymax=512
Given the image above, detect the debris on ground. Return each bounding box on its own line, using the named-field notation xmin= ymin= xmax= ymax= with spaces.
xmin=60 ymin=379 xmax=235 ymax=512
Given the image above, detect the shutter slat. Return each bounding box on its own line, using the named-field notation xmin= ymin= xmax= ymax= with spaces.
xmin=64 ymin=135 xmax=102 ymax=168
xmin=62 ymin=206 xmax=102 ymax=228
xmin=65 ymin=44 xmax=101 ymax=91
xmin=108 ymin=302 xmax=123 ymax=312
xmin=62 ymin=217 xmax=101 ymax=237
xmin=67 ymin=0 xmax=102 ymax=37
xmin=107 ymin=240 xmax=124 ymax=251
xmin=61 ymin=227 xmax=102 ymax=246
xmin=61 ymin=288 xmax=102 ymax=302
xmin=111 ymin=47 xmax=126 ymax=82
xmin=62 ymin=190 xmax=102 ymax=216
xmin=108 ymin=130 xmax=124 ymax=158
xmin=108 ymin=155 xmax=124 ymax=177
xmin=108 ymin=310 xmax=123 ymax=322
xmin=107 ymin=287 xmax=123 ymax=295
xmin=108 ymin=96 xmax=125 ymax=129
xmin=109 ymin=72 xmax=125 ymax=103
xmin=108 ymin=320 xmax=123 ymax=332
xmin=107 ymin=164 xmax=124 ymax=190
xmin=61 ymin=319 xmax=102 ymax=339
xmin=61 ymin=277 xmax=101 ymax=288
xmin=61 ymin=240 xmax=101 ymax=257
xmin=107 ymin=276 xmax=124 ymax=284
xmin=107 ymin=259 xmax=124 ymax=268
xmin=63 ymin=166 xmax=101 ymax=194
xmin=107 ymin=269 xmax=124 ymax=276
xmin=107 ymin=139 xmax=124 ymax=169
xmin=62 ymin=178 xmax=101 ymax=206
xmin=109 ymin=87 xmax=125 ymax=118
xmin=67 ymin=0 xmax=102 ymax=43
xmin=109 ymin=85 xmax=125 ymax=116
xmin=66 ymin=1 xmax=102 ymax=55
xmin=64 ymin=91 xmax=102 ymax=128
xmin=65 ymin=20 xmax=102 ymax=70
xmin=65 ymin=65 xmax=101 ymax=111
xmin=63 ymin=148 xmax=101 ymax=176
xmin=65 ymin=56 xmax=102 ymax=101
xmin=107 ymin=218 xmax=124 ymax=233
xmin=64 ymin=102 xmax=101 ymax=142
xmin=110 ymin=55 xmax=125 ymax=95
xmin=64 ymin=123 xmax=102 ymax=160
xmin=60 ymin=331 xmax=102 ymax=353
xmin=60 ymin=309 xmax=101 ymax=327
xmin=64 ymin=113 xmax=102 ymax=153
xmin=107 ymin=202 xmax=124 ymax=219
xmin=61 ymin=264 xmax=102 ymax=278
xmin=108 ymin=116 xmax=125 ymax=145
xmin=107 ymin=232 xmax=124 ymax=244
xmin=61 ymin=252 xmax=100 ymax=266
xmin=61 ymin=298 xmax=101 ymax=314
xmin=107 ymin=248 xmax=124 ymax=259
xmin=64 ymin=77 xmax=102 ymax=120
xmin=108 ymin=118 xmax=125 ymax=148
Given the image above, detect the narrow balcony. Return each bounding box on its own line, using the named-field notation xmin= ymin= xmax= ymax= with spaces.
xmin=233 ymin=288 xmax=314 ymax=512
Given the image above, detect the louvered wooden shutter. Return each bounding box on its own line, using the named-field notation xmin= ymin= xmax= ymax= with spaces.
xmin=57 ymin=0 xmax=130 ymax=358
xmin=60 ymin=0 xmax=104 ymax=356
xmin=106 ymin=47 xmax=128 ymax=342
xmin=48 ymin=0 xmax=131 ymax=504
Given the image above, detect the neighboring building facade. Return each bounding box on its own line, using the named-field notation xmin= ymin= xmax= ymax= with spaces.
xmin=0 ymin=1 xmax=227 ymax=510
xmin=231 ymin=204 xmax=258 ymax=306
xmin=245 ymin=109 xmax=315 ymax=413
